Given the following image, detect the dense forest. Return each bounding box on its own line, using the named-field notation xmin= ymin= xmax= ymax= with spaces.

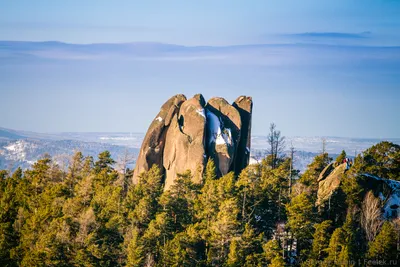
xmin=1 ymin=141 xmax=399 ymax=266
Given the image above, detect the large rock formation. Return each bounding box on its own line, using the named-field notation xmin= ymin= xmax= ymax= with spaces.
xmin=133 ymin=94 xmax=253 ymax=190
xmin=163 ymin=94 xmax=207 ymax=189
xmin=132 ymin=94 xmax=186 ymax=184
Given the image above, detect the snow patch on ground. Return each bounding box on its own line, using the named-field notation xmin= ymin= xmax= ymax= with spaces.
xmin=363 ymin=173 xmax=400 ymax=218
xmin=1 ymin=140 xmax=37 ymax=162
xmin=384 ymin=192 xmax=400 ymax=218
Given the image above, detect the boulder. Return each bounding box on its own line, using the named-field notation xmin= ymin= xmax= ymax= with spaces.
xmin=163 ymin=94 xmax=207 ymax=190
xmin=316 ymin=163 xmax=346 ymax=206
xmin=132 ymin=94 xmax=187 ymax=184
xmin=206 ymin=97 xmax=242 ymax=176
xmin=232 ymin=96 xmax=253 ymax=174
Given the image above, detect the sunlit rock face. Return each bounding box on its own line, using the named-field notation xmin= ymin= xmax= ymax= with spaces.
xmin=132 ymin=94 xmax=186 ymax=184
xmin=133 ymin=93 xmax=253 ymax=190
xmin=163 ymin=94 xmax=207 ymax=190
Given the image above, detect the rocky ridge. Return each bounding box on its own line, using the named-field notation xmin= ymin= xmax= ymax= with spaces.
xmin=317 ymin=163 xmax=400 ymax=219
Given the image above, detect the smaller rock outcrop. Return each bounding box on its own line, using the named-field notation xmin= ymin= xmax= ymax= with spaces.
xmin=317 ymin=163 xmax=346 ymax=206
xmin=316 ymin=164 xmax=400 ymax=219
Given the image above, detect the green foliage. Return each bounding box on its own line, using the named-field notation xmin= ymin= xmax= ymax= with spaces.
xmin=94 ymin=150 xmax=115 ymax=174
xmin=343 ymin=141 xmax=400 ymax=208
xmin=299 ymin=152 xmax=332 ymax=198
xmin=287 ymin=192 xmax=315 ymax=241
xmin=286 ymin=192 xmax=316 ymax=262
xmin=310 ymin=220 xmax=332 ymax=261
xmin=367 ymin=221 xmax=397 ymax=260
xmin=261 ymin=239 xmax=285 ymax=267
xmin=1 ymin=142 xmax=398 ymax=266
xmin=336 ymin=150 xmax=347 ymax=165
xmin=354 ymin=141 xmax=400 ymax=181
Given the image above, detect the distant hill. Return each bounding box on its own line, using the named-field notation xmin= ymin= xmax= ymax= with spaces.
xmin=0 ymin=128 xmax=139 ymax=172
xmin=0 ymin=127 xmax=398 ymax=173
xmin=0 ymin=127 xmax=27 ymax=140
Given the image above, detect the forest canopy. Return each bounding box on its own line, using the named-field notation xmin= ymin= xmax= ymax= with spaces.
xmin=1 ymin=142 xmax=399 ymax=266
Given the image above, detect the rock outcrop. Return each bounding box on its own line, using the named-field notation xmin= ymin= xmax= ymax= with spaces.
xmin=316 ymin=164 xmax=400 ymax=219
xmin=163 ymin=94 xmax=207 ymax=190
xmin=316 ymin=163 xmax=346 ymax=206
xmin=133 ymin=94 xmax=253 ymax=190
xmin=132 ymin=94 xmax=186 ymax=184
xmin=232 ymin=96 xmax=253 ymax=174
xmin=206 ymin=97 xmax=241 ymax=177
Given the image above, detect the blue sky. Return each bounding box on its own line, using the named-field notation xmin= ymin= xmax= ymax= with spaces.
xmin=0 ymin=0 xmax=399 ymax=138
xmin=1 ymin=0 xmax=400 ymax=45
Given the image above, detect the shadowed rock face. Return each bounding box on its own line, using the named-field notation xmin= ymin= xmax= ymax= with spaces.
xmin=132 ymin=94 xmax=187 ymax=184
xmin=206 ymin=97 xmax=241 ymax=176
xmin=133 ymin=94 xmax=253 ymax=190
xmin=232 ymin=96 xmax=253 ymax=174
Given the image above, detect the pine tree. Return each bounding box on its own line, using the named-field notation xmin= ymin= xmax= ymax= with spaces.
xmin=286 ymin=192 xmax=315 ymax=260
xmin=310 ymin=220 xmax=332 ymax=261
xmin=226 ymin=223 xmax=263 ymax=266
xmin=336 ymin=150 xmax=347 ymax=165
xmin=367 ymin=221 xmax=397 ymax=261
xmin=126 ymin=227 xmax=145 ymax=267
xmin=263 ymin=239 xmax=284 ymax=266
xmin=159 ymin=170 xmax=197 ymax=232
xmin=161 ymin=225 xmax=204 ymax=267
xmin=208 ymin=198 xmax=240 ymax=265
xmin=353 ymin=141 xmax=400 ymax=181
xmin=324 ymin=227 xmax=345 ymax=266
xmin=204 ymin=158 xmax=217 ymax=181
xmin=94 ymin=150 xmax=115 ymax=174
xmin=127 ymin=165 xmax=163 ymax=231
xmin=0 ymin=168 xmax=20 ymax=267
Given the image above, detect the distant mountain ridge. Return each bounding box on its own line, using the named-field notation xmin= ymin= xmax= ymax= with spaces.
xmin=0 ymin=127 xmax=139 ymax=172
xmin=0 ymin=127 xmax=398 ymax=173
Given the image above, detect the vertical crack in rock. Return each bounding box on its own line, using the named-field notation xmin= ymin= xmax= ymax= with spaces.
xmin=205 ymin=97 xmax=242 ymax=177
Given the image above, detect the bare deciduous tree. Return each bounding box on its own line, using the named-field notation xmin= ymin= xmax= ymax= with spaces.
xmin=321 ymin=138 xmax=327 ymax=154
xmin=115 ymin=149 xmax=135 ymax=193
xmin=267 ymin=123 xmax=285 ymax=169
xmin=361 ymin=191 xmax=383 ymax=242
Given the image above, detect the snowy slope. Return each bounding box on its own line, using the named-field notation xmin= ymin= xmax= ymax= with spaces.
xmin=361 ymin=173 xmax=400 ymax=219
